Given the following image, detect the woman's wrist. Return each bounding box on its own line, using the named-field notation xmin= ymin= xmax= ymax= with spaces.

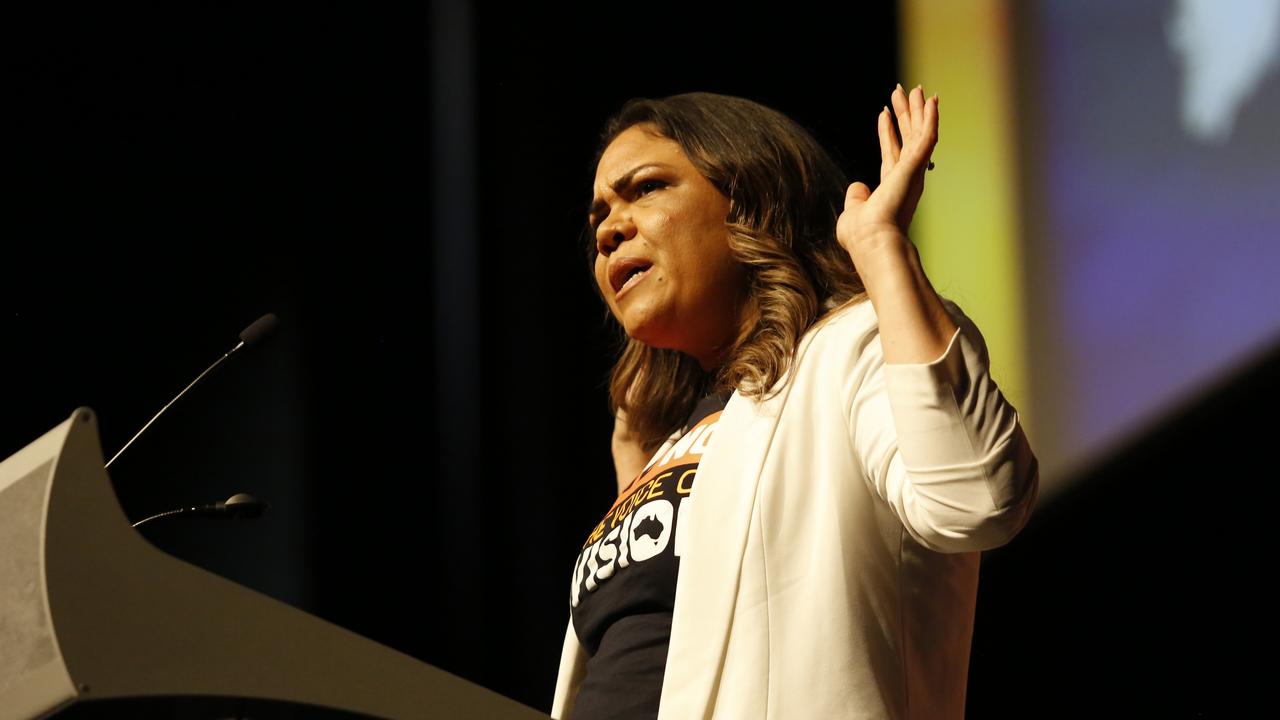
xmin=844 ymin=225 xmax=914 ymax=266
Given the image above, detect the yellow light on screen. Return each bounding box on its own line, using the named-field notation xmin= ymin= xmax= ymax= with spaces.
xmin=900 ymin=0 xmax=1034 ymax=434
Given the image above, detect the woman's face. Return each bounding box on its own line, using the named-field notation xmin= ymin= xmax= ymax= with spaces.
xmin=589 ymin=124 xmax=748 ymax=369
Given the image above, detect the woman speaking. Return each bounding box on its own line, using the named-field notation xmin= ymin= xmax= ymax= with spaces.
xmin=554 ymin=84 xmax=1039 ymax=719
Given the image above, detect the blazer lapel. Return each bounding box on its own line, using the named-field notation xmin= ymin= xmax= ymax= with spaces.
xmin=659 ymin=317 xmax=830 ymax=718
xmin=659 ymin=388 xmax=767 ymax=718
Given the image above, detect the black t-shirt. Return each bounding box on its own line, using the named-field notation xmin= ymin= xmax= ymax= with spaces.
xmin=568 ymin=390 xmax=730 ymax=720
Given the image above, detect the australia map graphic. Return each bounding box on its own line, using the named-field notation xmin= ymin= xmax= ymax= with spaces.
xmin=570 ymin=408 xmax=723 ymax=608
xmin=631 ymin=512 xmax=666 ymax=544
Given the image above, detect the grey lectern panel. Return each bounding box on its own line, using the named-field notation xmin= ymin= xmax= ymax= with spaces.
xmin=0 ymin=462 xmax=59 ymax=695
xmin=0 ymin=423 xmax=79 ymax=720
xmin=0 ymin=409 xmax=548 ymax=720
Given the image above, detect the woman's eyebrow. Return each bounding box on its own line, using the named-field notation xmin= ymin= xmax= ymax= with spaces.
xmin=587 ymin=162 xmax=672 ymax=225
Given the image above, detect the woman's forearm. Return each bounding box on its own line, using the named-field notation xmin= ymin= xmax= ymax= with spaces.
xmin=612 ymin=412 xmax=652 ymax=494
xmin=851 ymin=230 xmax=959 ymax=365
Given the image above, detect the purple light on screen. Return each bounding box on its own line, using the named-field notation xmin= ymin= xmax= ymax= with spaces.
xmin=1035 ymin=0 xmax=1280 ymax=464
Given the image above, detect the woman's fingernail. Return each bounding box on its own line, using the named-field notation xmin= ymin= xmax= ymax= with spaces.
xmin=896 ymin=82 xmax=904 ymax=94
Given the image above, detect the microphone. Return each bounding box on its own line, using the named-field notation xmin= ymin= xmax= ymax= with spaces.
xmin=236 ymin=313 xmax=279 ymax=351
xmin=131 ymin=492 xmax=272 ymax=529
xmin=105 ymin=313 xmax=279 ymax=470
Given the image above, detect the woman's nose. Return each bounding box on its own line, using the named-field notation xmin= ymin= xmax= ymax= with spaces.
xmin=596 ymin=213 xmax=635 ymax=256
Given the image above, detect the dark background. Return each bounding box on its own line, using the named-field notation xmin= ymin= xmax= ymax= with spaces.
xmin=5 ymin=3 xmax=1267 ymax=717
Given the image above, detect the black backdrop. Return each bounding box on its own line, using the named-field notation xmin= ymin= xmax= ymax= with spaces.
xmin=5 ymin=3 xmax=1267 ymax=717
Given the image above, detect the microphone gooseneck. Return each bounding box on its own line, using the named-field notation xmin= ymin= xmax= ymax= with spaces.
xmin=105 ymin=313 xmax=279 ymax=470
xmin=131 ymin=492 xmax=271 ymax=529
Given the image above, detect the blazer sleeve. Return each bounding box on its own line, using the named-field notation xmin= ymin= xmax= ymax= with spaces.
xmin=847 ymin=297 xmax=1039 ymax=553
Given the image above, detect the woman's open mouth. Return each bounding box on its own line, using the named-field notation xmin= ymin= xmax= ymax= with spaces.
xmin=615 ymin=265 xmax=651 ymax=300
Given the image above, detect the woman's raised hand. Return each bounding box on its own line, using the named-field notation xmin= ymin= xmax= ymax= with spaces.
xmin=836 ymin=84 xmax=939 ymax=258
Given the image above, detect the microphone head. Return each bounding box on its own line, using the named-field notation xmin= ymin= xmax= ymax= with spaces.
xmin=222 ymin=492 xmax=270 ymax=519
xmin=238 ymin=313 xmax=279 ymax=348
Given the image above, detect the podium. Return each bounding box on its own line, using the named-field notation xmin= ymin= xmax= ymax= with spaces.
xmin=0 ymin=409 xmax=548 ymax=719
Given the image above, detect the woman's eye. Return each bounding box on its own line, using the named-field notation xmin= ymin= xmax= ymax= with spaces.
xmin=636 ymin=180 xmax=664 ymax=196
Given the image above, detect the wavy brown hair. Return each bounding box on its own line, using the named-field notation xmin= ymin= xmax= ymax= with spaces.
xmin=583 ymin=92 xmax=869 ymax=452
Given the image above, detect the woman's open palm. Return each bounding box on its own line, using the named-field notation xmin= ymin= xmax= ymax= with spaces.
xmin=837 ymin=84 xmax=939 ymax=255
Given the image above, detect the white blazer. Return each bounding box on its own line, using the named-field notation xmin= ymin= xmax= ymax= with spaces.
xmin=553 ymin=296 xmax=1040 ymax=719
